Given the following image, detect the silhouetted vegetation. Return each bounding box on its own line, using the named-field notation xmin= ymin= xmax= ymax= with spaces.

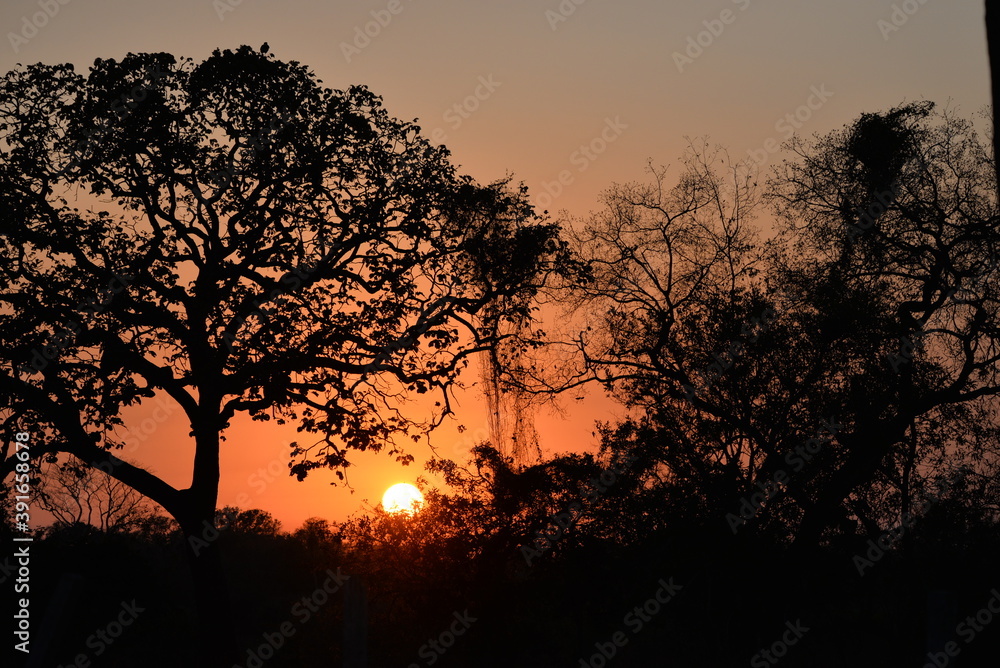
xmin=0 ymin=45 xmax=578 ymax=665
xmin=3 ymin=43 xmax=1000 ymax=667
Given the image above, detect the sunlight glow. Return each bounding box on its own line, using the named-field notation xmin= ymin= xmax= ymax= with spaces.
xmin=382 ymin=483 xmax=425 ymax=515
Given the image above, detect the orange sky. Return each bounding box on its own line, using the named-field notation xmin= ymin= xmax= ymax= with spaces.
xmin=3 ymin=0 xmax=992 ymax=529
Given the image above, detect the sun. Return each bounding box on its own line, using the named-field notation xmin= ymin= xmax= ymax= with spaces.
xmin=382 ymin=483 xmax=425 ymax=515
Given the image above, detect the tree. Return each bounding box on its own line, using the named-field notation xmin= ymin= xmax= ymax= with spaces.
xmin=765 ymin=102 xmax=1000 ymax=544
xmin=214 ymin=506 xmax=281 ymax=536
xmin=0 ymin=45 xmax=577 ymax=663
xmin=293 ymin=516 xmax=337 ymax=547
xmin=547 ymin=143 xmax=771 ymax=523
xmin=0 ymin=481 xmax=14 ymax=538
xmin=560 ymin=108 xmax=1000 ymax=549
xmin=34 ymin=454 xmax=161 ymax=532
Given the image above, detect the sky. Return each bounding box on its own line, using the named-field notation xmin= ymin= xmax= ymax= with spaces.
xmin=2 ymin=0 xmax=992 ymax=529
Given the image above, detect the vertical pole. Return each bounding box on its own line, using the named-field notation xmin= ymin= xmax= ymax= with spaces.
xmin=26 ymin=572 xmax=83 ymax=668
xmin=342 ymin=576 xmax=367 ymax=668
xmin=925 ymin=589 xmax=959 ymax=666
xmin=986 ymin=0 xmax=1000 ymax=202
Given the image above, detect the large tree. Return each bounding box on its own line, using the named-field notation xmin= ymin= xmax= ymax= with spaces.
xmin=559 ymin=107 xmax=1000 ymax=549
xmin=0 ymin=45 xmax=576 ymax=664
xmin=766 ymin=102 xmax=1000 ymax=545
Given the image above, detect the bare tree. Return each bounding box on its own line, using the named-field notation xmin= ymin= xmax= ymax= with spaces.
xmin=538 ymin=143 xmax=769 ymax=512
xmin=34 ymin=454 xmax=159 ymax=532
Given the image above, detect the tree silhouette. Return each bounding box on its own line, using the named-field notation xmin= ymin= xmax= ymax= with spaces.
xmin=766 ymin=102 xmax=1000 ymax=545
xmin=558 ymin=107 xmax=1000 ymax=550
xmin=214 ymin=505 xmax=282 ymax=536
xmin=545 ymin=144 xmax=771 ymax=522
xmin=0 ymin=45 xmax=577 ymax=664
xmin=34 ymin=454 xmax=160 ymax=532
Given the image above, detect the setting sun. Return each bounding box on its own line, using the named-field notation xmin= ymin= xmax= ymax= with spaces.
xmin=382 ymin=483 xmax=425 ymax=515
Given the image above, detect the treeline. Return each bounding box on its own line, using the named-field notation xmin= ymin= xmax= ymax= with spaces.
xmin=8 ymin=438 xmax=1000 ymax=666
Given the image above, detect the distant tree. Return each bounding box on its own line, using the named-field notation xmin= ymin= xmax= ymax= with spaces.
xmin=340 ymin=440 xmax=641 ymax=592
xmin=336 ymin=441 xmax=654 ymax=664
xmin=0 ymin=45 xmax=578 ymax=663
xmin=293 ymin=516 xmax=336 ymax=548
xmin=128 ymin=509 xmax=179 ymax=540
xmin=215 ymin=506 xmax=281 ymax=536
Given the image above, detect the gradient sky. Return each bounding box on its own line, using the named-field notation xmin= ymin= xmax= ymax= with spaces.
xmin=3 ymin=0 xmax=992 ymax=529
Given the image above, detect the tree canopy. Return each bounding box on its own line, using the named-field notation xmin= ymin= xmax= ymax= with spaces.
xmin=530 ymin=105 xmax=1000 ymax=549
xmin=0 ymin=44 xmax=578 ymax=664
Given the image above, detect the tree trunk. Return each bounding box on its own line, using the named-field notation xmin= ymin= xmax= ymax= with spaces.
xmin=177 ymin=420 xmax=239 ymax=667
xmin=180 ymin=508 xmax=240 ymax=668
xmin=792 ymin=419 xmax=903 ymax=548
